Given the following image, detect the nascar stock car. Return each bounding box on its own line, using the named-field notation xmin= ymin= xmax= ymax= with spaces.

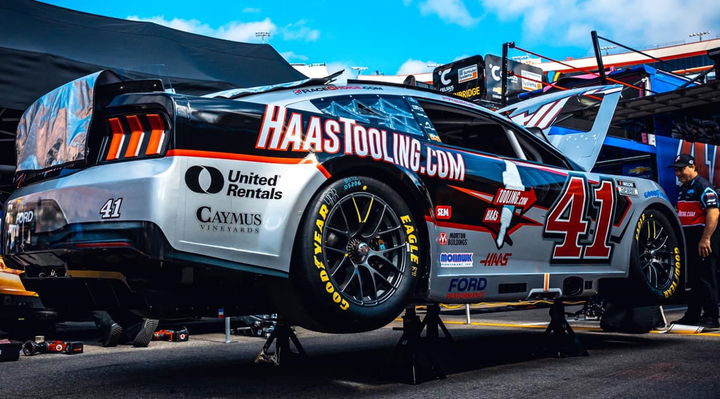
xmin=1 ymin=71 xmax=684 ymax=333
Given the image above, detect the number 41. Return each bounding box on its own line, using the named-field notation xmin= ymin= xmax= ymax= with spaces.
xmin=544 ymin=177 xmax=615 ymax=260
xmin=100 ymin=198 xmax=123 ymax=219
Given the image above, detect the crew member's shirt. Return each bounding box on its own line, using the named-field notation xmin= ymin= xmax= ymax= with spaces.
xmin=677 ymin=175 xmax=719 ymax=228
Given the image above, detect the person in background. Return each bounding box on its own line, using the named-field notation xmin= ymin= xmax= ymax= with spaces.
xmin=91 ymin=310 xmax=159 ymax=347
xmin=669 ymin=154 xmax=719 ymax=328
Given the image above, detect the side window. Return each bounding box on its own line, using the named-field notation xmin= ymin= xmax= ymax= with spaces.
xmin=511 ymin=127 xmax=570 ymax=169
xmin=311 ymin=95 xmax=424 ymax=136
xmin=417 ymin=100 xmax=518 ymax=158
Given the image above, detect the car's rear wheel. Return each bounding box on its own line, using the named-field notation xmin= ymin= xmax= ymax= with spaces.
xmin=602 ymin=209 xmax=683 ymax=305
xmin=283 ymin=176 xmax=421 ymax=333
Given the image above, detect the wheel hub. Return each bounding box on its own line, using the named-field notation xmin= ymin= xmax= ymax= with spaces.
xmin=347 ymin=238 xmax=370 ymax=263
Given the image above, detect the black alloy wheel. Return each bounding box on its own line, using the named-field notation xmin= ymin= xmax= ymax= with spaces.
xmin=322 ymin=192 xmax=407 ymax=306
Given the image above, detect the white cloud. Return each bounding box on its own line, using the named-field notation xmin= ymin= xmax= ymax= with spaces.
xmin=419 ymin=0 xmax=477 ymax=27
xmin=127 ymin=15 xmax=320 ymax=43
xmin=216 ymin=18 xmax=276 ymax=42
xmin=396 ymin=59 xmax=439 ymax=75
xmin=480 ymin=0 xmax=720 ymax=48
xmin=281 ymin=20 xmax=320 ymax=41
xmin=281 ymin=51 xmax=309 ymax=61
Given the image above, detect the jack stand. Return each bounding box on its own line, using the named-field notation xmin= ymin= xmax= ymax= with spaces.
xmin=254 ymin=318 xmax=306 ymax=366
xmin=543 ymin=298 xmax=588 ymax=358
xmin=391 ymin=304 xmax=453 ymax=384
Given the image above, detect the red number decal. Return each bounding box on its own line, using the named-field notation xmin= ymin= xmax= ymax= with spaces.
xmin=545 ymin=176 xmax=588 ymax=259
xmin=544 ymin=177 xmax=616 ymax=261
xmin=584 ymin=181 xmax=615 ymax=259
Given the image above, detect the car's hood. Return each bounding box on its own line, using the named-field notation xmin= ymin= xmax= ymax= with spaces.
xmin=498 ymin=85 xmax=622 ymax=172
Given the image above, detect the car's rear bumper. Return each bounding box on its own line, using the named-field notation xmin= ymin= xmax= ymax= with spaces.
xmin=3 ymin=221 xmax=286 ymax=318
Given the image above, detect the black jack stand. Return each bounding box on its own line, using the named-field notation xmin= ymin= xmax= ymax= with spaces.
xmin=391 ymin=304 xmax=453 ymax=384
xmin=254 ymin=318 xmax=307 ymax=366
xmin=543 ymin=298 xmax=588 ymax=358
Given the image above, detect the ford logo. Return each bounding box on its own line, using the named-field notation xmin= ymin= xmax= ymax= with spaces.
xmin=16 ymin=210 xmax=34 ymax=224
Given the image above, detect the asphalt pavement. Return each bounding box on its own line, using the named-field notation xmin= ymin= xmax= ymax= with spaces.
xmin=1 ymin=305 xmax=719 ymax=398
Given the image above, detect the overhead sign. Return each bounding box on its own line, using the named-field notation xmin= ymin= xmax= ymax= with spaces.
xmin=484 ymin=54 xmax=544 ymax=103
xmin=432 ymin=55 xmax=485 ymax=102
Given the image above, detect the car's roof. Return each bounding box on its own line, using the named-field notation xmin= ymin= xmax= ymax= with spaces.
xmin=204 ymin=80 xmax=497 ymax=118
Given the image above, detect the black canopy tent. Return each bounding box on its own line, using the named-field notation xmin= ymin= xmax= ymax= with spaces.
xmin=0 ymin=0 xmax=307 ymax=191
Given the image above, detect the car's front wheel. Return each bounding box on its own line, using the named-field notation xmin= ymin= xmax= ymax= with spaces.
xmin=284 ymin=176 xmax=421 ymax=333
xmin=602 ymin=208 xmax=683 ymax=305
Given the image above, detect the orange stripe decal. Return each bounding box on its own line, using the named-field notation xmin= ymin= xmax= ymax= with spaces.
xmin=316 ymin=164 xmax=331 ymax=178
xmin=166 ymin=149 xmax=307 ymax=164
xmin=145 ymin=114 xmax=165 ymax=155
xmin=124 ymin=115 xmax=145 ymax=158
xmin=106 ymin=118 xmax=125 ymax=160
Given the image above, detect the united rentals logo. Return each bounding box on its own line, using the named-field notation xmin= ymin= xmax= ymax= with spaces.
xmin=185 ymin=166 xmax=224 ymax=194
xmin=185 ymin=166 xmax=283 ymax=199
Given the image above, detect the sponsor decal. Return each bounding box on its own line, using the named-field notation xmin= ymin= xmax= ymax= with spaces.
xmin=446 ymin=277 xmax=487 ymax=300
xmin=313 ymin=203 xmax=350 ymax=311
xmin=292 ymin=85 xmax=383 ymax=95
xmin=440 ymin=252 xmax=473 ymax=268
xmin=438 ymin=232 xmax=448 ymax=246
xmin=256 ymin=105 xmax=465 ymax=181
xmin=617 ymin=180 xmax=639 ymax=197
xmin=479 ymin=252 xmax=512 ymax=266
xmin=185 ymin=166 xmax=224 ymax=194
xmin=185 ymin=166 xmax=283 ymax=200
xmin=99 ymin=198 xmax=123 ymax=219
xmin=483 ymin=208 xmax=500 ymax=223
xmin=676 ymin=201 xmax=704 ymax=225
xmin=447 ymin=232 xmax=467 ymax=246
xmin=458 ymin=64 xmax=479 ymax=84
xmin=226 ymin=171 xmax=282 ymax=200
xmin=435 ymin=205 xmax=452 ymax=220
xmin=520 ymin=70 xmax=542 ymax=91
xmin=455 ymin=86 xmax=482 ymax=98
xmin=618 ymin=186 xmax=639 ymax=197
xmin=493 ymin=188 xmax=536 ymax=211
xmin=15 ymin=211 xmax=34 ymax=224
xmin=643 ymin=189 xmax=667 ymax=200
xmin=196 ymin=206 xmax=261 ymax=233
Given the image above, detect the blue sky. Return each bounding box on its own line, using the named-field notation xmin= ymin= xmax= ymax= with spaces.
xmin=43 ymin=0 xmax=720 ymax=78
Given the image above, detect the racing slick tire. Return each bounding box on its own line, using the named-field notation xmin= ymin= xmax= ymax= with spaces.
xmin=603 ymin=209 xmax=683 ymax=306
xmin=284 ymin=176 xmax=421 ymax=333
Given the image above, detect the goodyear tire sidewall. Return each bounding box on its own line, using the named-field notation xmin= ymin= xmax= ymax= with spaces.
xmin=630 ymin=209 xmax=682 ymax=303
xmin=293 ymin=176 xmax=419 ymax=332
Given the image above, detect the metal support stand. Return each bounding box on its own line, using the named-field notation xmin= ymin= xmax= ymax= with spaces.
xmin=224 ymin=317 xmax=232 ymax=343
xmin=254 ymin=318 xmax=306 ymax=366
xmin=543 ymin=299 xmax=588 ymax=358
xmin=391 ymin=304 xmax=453 ymax=384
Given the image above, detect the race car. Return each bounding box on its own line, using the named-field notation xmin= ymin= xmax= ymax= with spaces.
xmin=0 ymin=257 xmax=57 ymax=337
xmin=2 ymin=71 xmax=684 ymax=333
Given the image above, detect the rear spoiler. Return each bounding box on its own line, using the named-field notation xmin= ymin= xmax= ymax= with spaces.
xmin=15 ymin=71 xmax=164 ymax=183
xmin=498 ymin=85 xmax=622 ymax=171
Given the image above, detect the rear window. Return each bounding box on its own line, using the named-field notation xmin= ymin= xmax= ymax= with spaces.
xmin=311 ymin=95 xmax=423 ymax=136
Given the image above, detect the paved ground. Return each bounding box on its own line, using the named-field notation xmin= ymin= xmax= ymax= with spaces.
xmin=1 ymin=304 xmax=719 ymax=398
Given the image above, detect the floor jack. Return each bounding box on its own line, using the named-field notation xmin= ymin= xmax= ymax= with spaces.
xmin=543 ymin=298 xmax=588 ymax=358
xmin=254 ymin=318 xmax=306 ymax=366
xmin=391 ymin=304 xmax=453 ymax=384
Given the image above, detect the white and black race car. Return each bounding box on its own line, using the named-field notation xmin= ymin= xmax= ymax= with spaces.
xmin=2 ymin=71 xmax=684 ymax=332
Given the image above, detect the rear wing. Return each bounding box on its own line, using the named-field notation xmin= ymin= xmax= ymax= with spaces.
xmin=15 ymin=71 xmax=164 ymax=182
xmin=498 ymin=85 xmax=622 ymax=171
